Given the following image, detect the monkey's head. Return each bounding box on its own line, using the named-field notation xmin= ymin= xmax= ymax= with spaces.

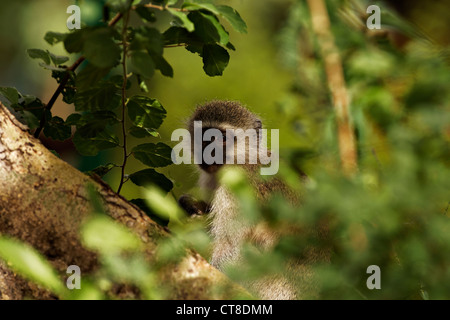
xmin=188 ymin=100 xmax=263 ymax=174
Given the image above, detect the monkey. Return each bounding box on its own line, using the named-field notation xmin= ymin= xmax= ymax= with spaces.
xmin=178 ymin=100 xmax=330 ymax=300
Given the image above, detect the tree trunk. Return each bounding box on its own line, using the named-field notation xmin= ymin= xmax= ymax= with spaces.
xmin=0 ymin=103 xmax=241 ymax=300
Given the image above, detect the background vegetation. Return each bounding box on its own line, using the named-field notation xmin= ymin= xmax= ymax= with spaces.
xmin=0 ymin=0 xmax=449 ymax=299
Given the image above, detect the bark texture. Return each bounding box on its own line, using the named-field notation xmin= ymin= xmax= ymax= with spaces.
xmin=0 ymin=104 xmax=241 ymax=300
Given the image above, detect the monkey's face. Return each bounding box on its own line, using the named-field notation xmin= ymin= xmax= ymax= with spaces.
xmin=198 ymin=127 xmax=227 ymax=174
xmin=193 ymin=126 xmax=261 ymax=174
xmin=188 ymin=100 xmax=263 ymax=174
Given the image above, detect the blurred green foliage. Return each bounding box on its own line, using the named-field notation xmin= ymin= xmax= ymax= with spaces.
xmin=218 ymin=0 xmax=450 ymax=299
xmin=0 ymin=0 xmax=449 ymax=300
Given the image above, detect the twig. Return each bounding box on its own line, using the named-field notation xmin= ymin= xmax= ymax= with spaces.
xmin=164 ymin=44 xmax=188 ymax=48
xmin=108 ymin=11 xmax=123 ymax=26
xmin=117 ymin=11 xmax=131 ymax=195
xmin=139 ymin=3 xmax=188 ymax=12
xmin=33 ymin=56 xmax=84 ymax=138
xmin=306 ymin=0 xmax=358 ymax=175
xmin=33 ymin=12 xmax=123 ymax=138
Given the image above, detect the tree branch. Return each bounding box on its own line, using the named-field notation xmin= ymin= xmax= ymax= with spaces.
xmin=1 ymin=103 xmax=244 ymax=300
xmin=306 ymin=0 xmax=358 ymax=175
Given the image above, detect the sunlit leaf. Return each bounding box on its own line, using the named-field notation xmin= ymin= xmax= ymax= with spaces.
xmin=81 ymin=215 xmax=142 ymax=254
xmin=127 ymin=96 xmax=166 ymax=130
xmin=168 ymin=9 xmax=195 ymax=32
xmin=0 ymin=236 xmax=65 ymax=296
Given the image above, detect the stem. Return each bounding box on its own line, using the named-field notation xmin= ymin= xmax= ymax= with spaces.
xmin=138 ymin=3 xmax=188 ymax=12
xmin=33 ymin=12 xmax=123 ymax=138
xmin=306 ymin=0 xmax=358 ymax=175
xmin=34 ymin=57 xmax=84 ymax=138
xmin=117 ymin=11 xmax=131 ymax=195
xmin=164 ymin=44 xmax=188 ymax=48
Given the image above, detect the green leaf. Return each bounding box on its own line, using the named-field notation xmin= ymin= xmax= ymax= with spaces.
xmin=0 ymin=236 xmax=65 ymax=296
xmin=109 ymin=74 xmax=131 ymax=89
xmin=226 ymin=41 xmax=236 ymax=51
xmin=64 ymin=28 xmax=90 ymax=53
xmin=73 ymin=130 xmax=119 ymax=156
xmin=78 ymin=111 xmax=119 ymax=126
xmin=74 ymin=81 xmax=121 ymax=111
xmin=129 ymin=169 xmax=174 ymax=193
xmin=38 ymin=63 xmax=67 ymax=72
xmin=18 ymin=94 xmax=45 ymax=109
xmin=52 ymin=70 xmax=76 ymax=104
xmin=83 ymin=28 xmax=121 ymax=68
xmin=130 ymin=27 xmax=163 ymax=56
xmin=13 ymin=95 xmax=48 ymax=130
xmin=27 ymin=49 xmax=51 ymax=65
xmin=130 ymin=51 xmax=155 ymax=79
xmin=129 ymin=27 xmax=168 ymax=78
xmin=183 ymin=3 xmax=247 ymax=33
xmin=19 ymin=111 xmax=41 ymax=130
xmin=186 ymin=43 xmax=204 ymax=55
xmin=66 ymin=280 xmax=103 ymax=300
xmin=150 ymin=53 xmax=174 ymax=78
xmin=81 ymin=215 xmax=142 ymax=255
xmin=138 ymin=76 xmax=149 ymax=93
xmin=163 ymin=26 xmax=195 ymax=45
xmin=106 ymin=0 xmax=135 ymax=12
xmin=43 ymin=116 xmax=71 ymax=141
xmin=215 ymin=5 xmax=247 ymax=33
xmin=71 ymin=111 xmax=120 ymax=156
xmin=76 ymin=64 xmax=111 ymax=91
xmin=132 ymin=142 xmax=173 ymax=167
xmin=65 ymin=113 xmax=82 ymax=126
xmin=130 ymin=198 xmax=169 ymax=227
xmin=48 ymin=52 xmax=69 ymax=65
xmin=127 ymin=96 xmax=166 ymax=130
xmin=128 ymin=126 xmax=159 ymax=138
xmin=76 ymin=124 xmax=117 ymax=140
xmin=188 ymin=11 xmax=229 ymax=45
xmin=0 ymin=87 xmax=19 ymax=107
xmin=75 ymin=111 xmax=119 ymax=137
xmin=86 ymin=163 xmax=116 ymax=177
xmin=44 ymin=31 xmax=67 ymax=45
xmin=202 ymin=44 xmax=229 ymax=76
xmin=135 ymin=6 xmax=156 ymax=22
xmin=168 ymin=8 xmax=195 ymax=32
xmin=200 ymin=12 xmax=229 ymax=46
xmin=144 ymin=186 xmax=183 ymax=224
xmin=183 ymin=2 xmax=219 ymax=14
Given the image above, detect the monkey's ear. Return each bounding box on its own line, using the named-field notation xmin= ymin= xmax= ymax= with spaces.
xmin=255 ymin=119 xmax=262 ymax=129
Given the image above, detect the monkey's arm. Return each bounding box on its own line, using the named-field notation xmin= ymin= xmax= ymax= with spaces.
xmin=178 ymin=194 xmax=211 ymax=216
